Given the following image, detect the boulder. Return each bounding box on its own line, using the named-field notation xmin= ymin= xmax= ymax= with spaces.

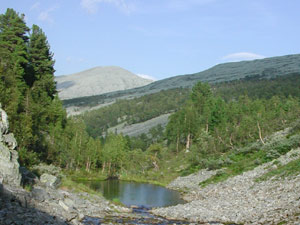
xmin=3 ymin=133 xmax=17 ymax=150
xmin=31 ymin=187 xmax=50 ymax=202
xmin=40 ymin=173 xmax=61 ymax=189
xmin=0 ymin=142 xmax=21 ymax=186
xmin=0 ymin=104 xmax=9 ymax=138
xmin=32 ymin=163 xmax=61 ymax=176
xmin=0 ymin=104 xmax=21 ymax=187
xmin=19 ymin=167 xmax=39 ymax=186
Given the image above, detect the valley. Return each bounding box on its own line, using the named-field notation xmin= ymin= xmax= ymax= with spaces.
xmin=1 ymin=7 xmax=300 ymax=225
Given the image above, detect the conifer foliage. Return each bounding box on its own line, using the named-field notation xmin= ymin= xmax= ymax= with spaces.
xmin=0 ymin=8 xmax=66 ymax=164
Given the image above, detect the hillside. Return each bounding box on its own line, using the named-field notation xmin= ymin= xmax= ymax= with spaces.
xmin=55 ymin=66 xmax=153 ymax=100
xmin=81 ymin=73 xmax=300 ymax=139
xmin=63 ymin=54 xmax=300 ymax=111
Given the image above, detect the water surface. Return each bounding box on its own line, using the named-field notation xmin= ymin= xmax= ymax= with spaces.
xmin=80 ymin=179 xmax=185 ymax=208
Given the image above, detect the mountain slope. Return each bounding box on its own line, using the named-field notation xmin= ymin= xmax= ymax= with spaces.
xmin=64 ymin=54 xmax=300 ymax=110
xmin=55 ymin=66 xmax=153 ymax=100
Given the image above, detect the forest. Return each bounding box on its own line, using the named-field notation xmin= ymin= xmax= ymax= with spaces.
xmin=1 ymin=8 xmax=300 ymax=183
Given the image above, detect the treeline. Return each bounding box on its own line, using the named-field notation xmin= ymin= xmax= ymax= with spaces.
xmin=166 ymin=82 xmax=300 ymax=170
xmin=0 ymin=9 xmax=99 ymax=172
xmin=2 ymin=9 xmax=300 ymax=181
xmin=0 ymin=9 xmax=169 ymax=177
xmin=82 ymin=88 xmax=190 ymax=138
xmin=214 ymin=73 xmax=300 ymax=101
xmin=81 ymin=74 xmax=300 ymax=140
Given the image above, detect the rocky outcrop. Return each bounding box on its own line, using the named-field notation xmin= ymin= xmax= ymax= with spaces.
xmin=0 ymin=105 xmax=21 ymax=186
xmin=32 ymin=163 xmax=62 ymax=176
xmin=40 ymin=173 xmax=61 ymax=188
xmin=167 ymin=169 xmax=218 ymax=192
xmin=152 ymin=148 xmax=300 ymax=224
xmin=0 ymin=104 xmax=134 ymax=224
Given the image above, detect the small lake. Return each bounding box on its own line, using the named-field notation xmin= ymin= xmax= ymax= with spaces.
xmin=79 ymin=179 xmax=185 ymax=208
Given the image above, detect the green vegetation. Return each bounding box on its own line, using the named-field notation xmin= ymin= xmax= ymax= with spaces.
xmin=63 ymin=54 xmax=300 ymax=109
xmin=215 ymin=73 xmax=300 ymax=101
xmin=80 ymin=73 xmax=300 ymax=140
xmin=1 ymin=8 xmax=300 ymax=190
xmin=256 ymin=158 xmax=300 ymax=182
xmin=82 ymin=88 xmax=189 ymax=138
xmin=0 ymin=8 xmax=66 ymax=165
xmin=60 ymin=176 xmax=103 ymax=197
xmin=200 ymin=130 xmax=300 ymax=186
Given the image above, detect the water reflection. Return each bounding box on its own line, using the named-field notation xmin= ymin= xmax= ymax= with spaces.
xmin=80 ymin=179 xmax=185 ymax=208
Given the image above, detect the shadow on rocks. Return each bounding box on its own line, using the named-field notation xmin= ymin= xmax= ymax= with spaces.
xmin=0 ymin=182 xmax=69 ymax=225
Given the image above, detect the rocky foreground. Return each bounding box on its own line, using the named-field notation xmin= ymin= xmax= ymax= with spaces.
xmin=0 ymin=105 xmax=133 ymax=224
xmin=152 ymin=148 xmax=300 ymax=225
xmin=2 ymin=102 xmax=300 ymax=224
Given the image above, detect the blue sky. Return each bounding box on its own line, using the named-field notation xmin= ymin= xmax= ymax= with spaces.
xmin=1 ymin=0 xmax=300 ymax=80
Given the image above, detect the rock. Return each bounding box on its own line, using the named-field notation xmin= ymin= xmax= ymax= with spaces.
xmin=153 ymin=147 xmax=300 ymax=224
xmin=59 ymin=199 xmax=76 ymax=214
xmin=0 ymin=142 xmax=21 ymax=186
xmin=0 ymin=177 xmax=3 ymax=194
xmin=3 ymin=133 xmax=17 ymax=150
xmin=32 ymin=163 xmax=62 ymax=176
xmin=31 ymin=187 xmax=50 ymax=202
xmin=64 ymin=197 xmax=75 ymax=208
xmin=40 ymin=173 xmax=61 ymax=189
xmin=19 ymin=166 xmax=39 ymax=186
xmin=0 ymin=105 xmax=21 ymax=187
xmin=0 ymin=104 xmax=9 ymax=137
xmin=78 ymin=213 xmax=85 ymax=221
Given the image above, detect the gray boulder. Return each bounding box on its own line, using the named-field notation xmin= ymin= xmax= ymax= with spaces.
xmin=40 ymin=173 xmax=61 ymax=189
xmin=0 ymin=105 xmax=9 ymax=142
xmin=0 ymin=142 xmax=21 ymax=186
xmin=19 ymin=166 xmax=39 ymax=186
xmin=0 ymin=105 xmax=21 ymax=187
xmin=31 ymin=187 xmax=50 ymax=202
xmin=32 ymin=163 xmax=61 ymax=176
xmin=3 ymin=133 xmax=17 ymax=150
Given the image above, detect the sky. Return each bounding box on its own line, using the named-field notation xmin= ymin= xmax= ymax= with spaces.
xmin=1 ymin=0 xmax=300 ymax=80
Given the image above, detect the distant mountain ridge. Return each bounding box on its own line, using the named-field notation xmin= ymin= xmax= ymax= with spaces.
xmin=63 ymin=54 xmax=300 ymax=114
xmin=55 ymin=66 xmax=153 ymax=100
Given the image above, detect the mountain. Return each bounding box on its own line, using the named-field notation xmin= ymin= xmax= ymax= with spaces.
xmin=63 ymin=54 xmax=300 ymax=112
xmin=55 ymin=66 xmax=153 ymax=100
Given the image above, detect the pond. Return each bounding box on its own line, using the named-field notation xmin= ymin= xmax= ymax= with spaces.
xmin=79 ymin=179 xmax=185 ymax=208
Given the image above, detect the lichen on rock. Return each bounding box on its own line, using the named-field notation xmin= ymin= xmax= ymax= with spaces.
xmin=0 ymin=104 xmax=21 ymax=186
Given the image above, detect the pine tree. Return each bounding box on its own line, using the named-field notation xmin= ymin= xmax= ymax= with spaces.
xmin=26 ymin=24 xmax=65 ymax=159
xmin=0 ymin=8 xmax=31 ymax=145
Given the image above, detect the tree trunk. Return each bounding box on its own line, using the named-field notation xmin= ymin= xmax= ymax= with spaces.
xmin=186 ymin=133 xmax=191 ymax=150
xmin=152 ymin=160 xmax=159 ymax=171
xmin=102 ymin=162 xmax=106 ymax=173
xmin=257 ymin=121 xmax=265 ymax=145
xmin=176 ymin=132 xmax=179 ymax=153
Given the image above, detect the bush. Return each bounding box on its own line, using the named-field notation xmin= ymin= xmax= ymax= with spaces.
xmin=18 ymin=147 xmax=40 ymax=167
xmin=263 ymin=134 xmax=300 ymax=159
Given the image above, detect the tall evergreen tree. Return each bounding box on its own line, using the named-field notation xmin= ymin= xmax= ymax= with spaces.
xmin=27 ymin=24 xmax=65 ymax=159
xmin=0 ymin=8 xmax=30 ymax=145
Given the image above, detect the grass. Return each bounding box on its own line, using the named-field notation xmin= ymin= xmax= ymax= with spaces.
xmin=255 ymin=158 xmax=300 ymax=182
xmin=60 ymin=176 xmax=103 ymax=197
xmin=63 ymin=169 xmax=107 ymax=182
xmin=199 ymin=133 xmax=300 ymax=187
xmin=200 ymin=150 xmax=268 ymax=187
xmin=24 ymin=184 xmax=33 ymax=192
xmin=119 ymin=173 xmax=167 ymax=187
xmin=111 ymin=197 xmax=126 ymax=207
